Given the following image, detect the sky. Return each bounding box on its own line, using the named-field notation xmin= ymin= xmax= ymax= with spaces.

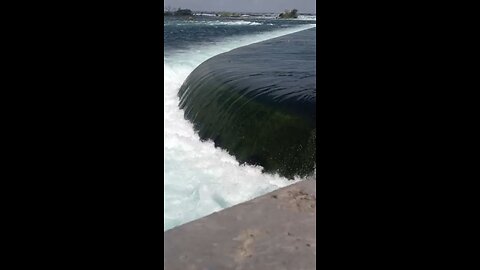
xmin=164 ymin=0 xmax=316 ymax=14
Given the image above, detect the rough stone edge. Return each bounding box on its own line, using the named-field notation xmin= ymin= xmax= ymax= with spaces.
xmin=164 ymin=180 xmax=316 ymax=270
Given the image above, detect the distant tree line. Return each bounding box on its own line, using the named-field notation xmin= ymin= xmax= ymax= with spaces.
xmin=163 ymin=7 xmax=301 ymax=19
xmin=164 ymin=8 xmax=193 ymax=16
xmin=278 ymin=9 xmax=298 ymax=19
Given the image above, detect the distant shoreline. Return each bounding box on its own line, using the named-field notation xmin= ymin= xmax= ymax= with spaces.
xmin=164 ymin=9 xmax=315 ymax=18
xmin=164 ymin=10 xmax=316 ymax=15
xmin=164 ymin=12 xmax=316 ymax=21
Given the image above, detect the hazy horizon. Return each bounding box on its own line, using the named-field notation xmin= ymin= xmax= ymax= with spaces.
xmin=164 ymin=0 xmax=316 ymax=14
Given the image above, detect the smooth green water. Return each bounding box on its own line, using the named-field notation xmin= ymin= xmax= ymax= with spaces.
xmin=178 ymin=28 xmax=316 ymax=179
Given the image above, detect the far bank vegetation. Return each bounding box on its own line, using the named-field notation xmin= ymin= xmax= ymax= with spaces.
xmin=278 ymin=9 xmax=298 ymax=19
xmin=164 ymin=8 xmax=193 ymax=16
xmin=163 ymin=7 xmax=302 ymax=19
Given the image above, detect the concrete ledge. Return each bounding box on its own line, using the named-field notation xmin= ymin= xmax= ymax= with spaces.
xmin=164 ymin=180 xmax=316 ymax=270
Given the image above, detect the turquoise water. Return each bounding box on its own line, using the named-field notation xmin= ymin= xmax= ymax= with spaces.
xmin=164 ymin=16 xmax=315 ymax=54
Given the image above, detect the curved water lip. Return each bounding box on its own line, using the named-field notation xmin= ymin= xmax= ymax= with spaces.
xmin=164 ymin=24 xmax=316 ymax=231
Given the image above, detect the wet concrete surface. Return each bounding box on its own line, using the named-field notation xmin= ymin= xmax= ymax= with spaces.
xmin=164 ymin=180 xmax=316 ymax=270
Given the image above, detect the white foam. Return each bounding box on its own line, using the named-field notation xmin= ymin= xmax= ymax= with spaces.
xmin=168 ymin=20 xmax=263 ymax=26
xmin=298 ymin=15 xmax=317 ymax=21
xmin=164 ymin=24 xmax=316 ymax=231
xmin=206 ymin=20 xmax=262 ymax=26
xmin=193 ymin=13 xmax=217 ymax=17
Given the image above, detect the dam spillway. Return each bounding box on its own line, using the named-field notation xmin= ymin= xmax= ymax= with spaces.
xmin=178 ymin=28 xmax=316 ymax=179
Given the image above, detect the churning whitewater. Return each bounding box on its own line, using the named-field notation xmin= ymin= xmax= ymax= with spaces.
xmin=164 ymin=22 xmax=315 ymax=231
